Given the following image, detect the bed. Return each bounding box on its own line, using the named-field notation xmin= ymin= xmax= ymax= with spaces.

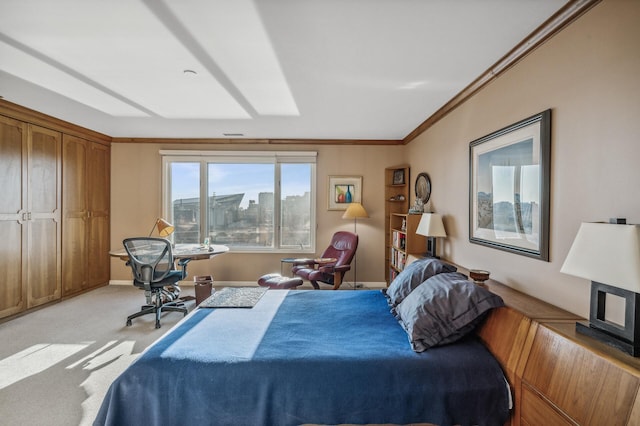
xmin=95 ymin=271 xmax=511 ymax=426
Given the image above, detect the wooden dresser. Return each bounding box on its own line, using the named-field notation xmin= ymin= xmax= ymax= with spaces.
xmin=0 ymin=99 xmax=111 ymax=321
xmin=473 ymin=277 xmax=640 ymax=425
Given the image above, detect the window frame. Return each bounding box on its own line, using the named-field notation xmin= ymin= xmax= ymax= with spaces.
xmin=160 ymin=150 xmax=317 ymax=253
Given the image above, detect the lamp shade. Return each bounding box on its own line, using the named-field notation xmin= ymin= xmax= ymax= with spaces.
xmin=342 ymin=202 xmax=369 ymax=219
xmin=415 ymin=213 xmax=446 ymax=237
xmin=155 ymin=218 xmax=175 ymax=237
xmin=561 ymin=222 xmax=640 ymax=293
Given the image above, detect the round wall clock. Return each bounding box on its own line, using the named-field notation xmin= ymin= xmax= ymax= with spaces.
xmin=415 ymin=173 xmax=431 ymax=204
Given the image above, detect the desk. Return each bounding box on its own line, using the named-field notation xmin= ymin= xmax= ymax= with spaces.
xmin=110 ymin=243 xmax=229 ymax=261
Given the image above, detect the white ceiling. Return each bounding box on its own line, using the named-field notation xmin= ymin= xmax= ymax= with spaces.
xmin=0 ymin=0 xmax=568 ymax=140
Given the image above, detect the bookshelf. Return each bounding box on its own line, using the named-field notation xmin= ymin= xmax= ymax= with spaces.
xmin=384 ymin=166 xmax=410 ymax=284
xmin=388 ymin=213 xmax=427 ymax=284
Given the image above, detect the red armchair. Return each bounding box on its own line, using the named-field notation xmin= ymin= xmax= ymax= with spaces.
xmin=292 ymin=231 xmax=359 ymax=290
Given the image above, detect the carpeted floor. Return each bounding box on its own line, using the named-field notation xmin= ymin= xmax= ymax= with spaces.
xmin=0 ymin=285 xmax=199 ymax=426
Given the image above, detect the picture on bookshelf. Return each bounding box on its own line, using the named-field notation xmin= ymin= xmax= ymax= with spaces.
xmin=392 ymin=169 xmax=405 ymax=185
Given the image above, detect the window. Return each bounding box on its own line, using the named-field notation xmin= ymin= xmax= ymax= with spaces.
xmin=161 ymin=151 xmax=316 ymax=252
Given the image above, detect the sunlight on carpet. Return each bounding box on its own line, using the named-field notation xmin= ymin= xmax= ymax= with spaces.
xmin=0 ymin=285 xmax=196 ymax=426
xmin=76 ymin=341 xmax=139 ymax=426
xmin=0 ymin=343 xmax=89 ymax=389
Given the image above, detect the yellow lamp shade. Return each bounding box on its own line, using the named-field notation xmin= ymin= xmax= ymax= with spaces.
xmin=150 ymin=218 xmax=175 ymax=237
xmin=342 ymin=202 xmax=369 ymax=219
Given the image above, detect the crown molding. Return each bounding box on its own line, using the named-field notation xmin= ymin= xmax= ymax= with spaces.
xmin=403 ymin=0 xmax=601 ymax=144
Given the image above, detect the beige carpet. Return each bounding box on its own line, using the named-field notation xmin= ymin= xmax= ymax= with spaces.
xmin=0 ymin=285 xmax=198 ymax=426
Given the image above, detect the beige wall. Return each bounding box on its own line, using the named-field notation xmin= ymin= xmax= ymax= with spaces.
xmin=404 ymin=0 xmax=640 ymax=318
xmin=111 ymin=0 xmax=639 ymax=317
xmin=110 ymin=143 xmax=404 ymax=285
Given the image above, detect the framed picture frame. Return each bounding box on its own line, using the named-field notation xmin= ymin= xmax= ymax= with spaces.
xmin=469 ymin=109 xmax=551 ymax=261
xmin=328 ymin=176 xmax=362 ymax=210
xmin=392 ymin=169 xmax=405 ymax=185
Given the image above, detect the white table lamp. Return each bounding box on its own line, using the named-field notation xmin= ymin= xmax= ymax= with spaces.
xmin=561 ymin=221 xmax=640 ymax=356
xmin=415 ymin=213 xmax=446 ymax=258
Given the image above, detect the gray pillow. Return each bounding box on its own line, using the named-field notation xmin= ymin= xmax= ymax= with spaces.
xmin=383 ymin=257 xmax=457 ymax=307
xmin=394 ymin=272 xmax=504 ymax=352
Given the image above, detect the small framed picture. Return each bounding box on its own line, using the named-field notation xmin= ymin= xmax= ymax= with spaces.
xmin=393 ymin=169 xmax=405 ymax=185
xmin=328 ymin=176 xmax=362 ymax=210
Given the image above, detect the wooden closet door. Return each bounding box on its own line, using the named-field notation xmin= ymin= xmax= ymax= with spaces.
xmin=27 ymin=124 xmax=62 ymax=308
xmin=0 ymin=115 xmax=27 ymax=318
xmin=87 ymin=142 xmax=110 ymax=288
xmin=62 ymin=135 xmax=89 ymax=296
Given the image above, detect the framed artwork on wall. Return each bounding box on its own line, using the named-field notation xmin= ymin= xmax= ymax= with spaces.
xmin=328 ymin=176 xmax=362 ymax=210
xmin=469 ymin=109 xmax=551 ymax=261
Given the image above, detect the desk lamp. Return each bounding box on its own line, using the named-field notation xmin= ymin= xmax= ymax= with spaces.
xmin=149 ymin=218 xmax=175 ymax=237
xmin=416 ymin=213 xmax=446 ymax=258
xmin=342 ymin=202 xmax=369 ymax=289
xmin=561 ymin=221 xmax=640 ymax=356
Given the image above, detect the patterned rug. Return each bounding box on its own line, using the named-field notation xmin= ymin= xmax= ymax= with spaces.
xmin=199 ymin=287 xmax=268 ymax=308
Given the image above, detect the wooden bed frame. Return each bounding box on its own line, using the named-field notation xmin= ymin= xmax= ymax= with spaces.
xmin=475 ymin=276 xmax=640 ymax=425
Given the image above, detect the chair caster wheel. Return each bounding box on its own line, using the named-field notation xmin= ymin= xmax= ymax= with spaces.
xmin=155 ymin=322 xmax=161 ymax=329
xmin=126 ymin=320 xmax=132 ymax=326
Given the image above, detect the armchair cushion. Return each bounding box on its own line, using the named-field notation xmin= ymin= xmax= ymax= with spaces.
xmin=258 ymin=273 xmax=303 ymax=289
xmin=308 ymin=269 xmax=331 ymax=282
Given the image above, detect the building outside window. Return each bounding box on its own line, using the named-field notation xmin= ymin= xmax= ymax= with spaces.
xmin=161 ymin=151 xmax=316 ymax=252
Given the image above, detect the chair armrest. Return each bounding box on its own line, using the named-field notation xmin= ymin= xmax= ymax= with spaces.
xmin=177 ymin=258 xmax=191 ymax=278
xmin=292 ymin=258 xmax=317 ymax=267
xmin=319 ymin=264 xmax=349 ymax=274
xmin=333 ymin=264 xmax=350 ymax=273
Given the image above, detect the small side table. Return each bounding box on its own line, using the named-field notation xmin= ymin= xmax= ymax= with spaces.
xmin=280 ymin=257 xmax=297 ymax=276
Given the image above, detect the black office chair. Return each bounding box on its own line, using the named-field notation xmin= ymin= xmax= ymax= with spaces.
xmin=123 ymin=237 xmax=190 ymax=328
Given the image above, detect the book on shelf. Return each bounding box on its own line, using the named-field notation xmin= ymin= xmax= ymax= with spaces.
xmin=397 ymin=251 xmax=406 ymax=270
xmin=390 ymin=247 xmax=406 ymax=271
xmin=392 ymin=231 xmax=406 ymax=250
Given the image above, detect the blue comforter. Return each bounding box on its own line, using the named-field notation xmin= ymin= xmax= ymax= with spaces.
xmin=95 ymin=290 xmax=510 ymax=426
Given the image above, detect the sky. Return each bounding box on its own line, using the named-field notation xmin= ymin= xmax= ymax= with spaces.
xmin=170 ymin=162 xmax=310 ymax=209
xmin=477 ymin=138 xmax=539 ymax=204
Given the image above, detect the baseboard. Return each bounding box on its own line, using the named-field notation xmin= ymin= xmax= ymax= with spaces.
xmin=109 ymin=280 xmax=387 ymax=289
xmin=109 ymin=280 xmax=133 ymax=286
xmin=109 ymin=280 xmax=257 ymax=287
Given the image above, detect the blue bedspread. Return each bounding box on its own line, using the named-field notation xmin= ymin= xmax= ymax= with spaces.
xmin=94 ymin=290 xmax=509 ymax=426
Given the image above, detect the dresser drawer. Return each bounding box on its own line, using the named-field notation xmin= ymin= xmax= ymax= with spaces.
xmin=521 ymin=384 xmax=573 ymax=426
xmin=521 ymin=324 xmax=639 ymax=425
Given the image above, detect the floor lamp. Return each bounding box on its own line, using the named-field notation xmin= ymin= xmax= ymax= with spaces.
xmin=342 ymin=202 xmax=369 ymax=289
